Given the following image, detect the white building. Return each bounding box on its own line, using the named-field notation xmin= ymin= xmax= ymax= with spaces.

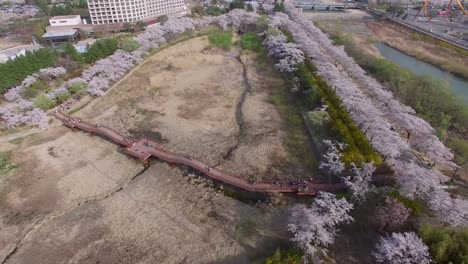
xmin=0 ymin=45 xmax=41 ymax=64
xmin=87 ymin=0 xmax=186 ymax=25
xmin=49 ymin=15 xmax=83 ymax=27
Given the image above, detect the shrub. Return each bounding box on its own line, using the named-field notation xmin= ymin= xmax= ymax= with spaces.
xmin=0 ymin=152 xmax=15 ymax=174
xmin=265 ymin=248 xmax=302 ymax=264
xmin=55 ymin=91 xmax=71 ymax=103
xmin=84 ymin=38 xmax=118 ymax=64
xmin=208 ymin=31 xmax=233 ymax=50
xmin=240 ymin=32 xmax=263 ymax=53
xmin=34 ymin=95 xmax=56 ymax=110
xmin=158 ymin=15 xmax=168 ymax=25
xmin=308 ymin=109 xmax=329 ymax=126
xmin=21 ymin=86 xmax=40 ymax=99
xmin=387 ymin=190 xmax=424 ymax=215
xmin=70 ymin=82 xmax=86 ymax=95
xmin=206 ymin=6 xmax=224 ymax=16
xmin=419 ymin=224 xmax=468 ymax=264
xmin=119 ymin=38 xmax=140 ymax=52
xmin=449 ymin=137 xmax=468 ymax=166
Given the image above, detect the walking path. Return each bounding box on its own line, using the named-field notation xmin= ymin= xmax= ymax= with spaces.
xmin=54 ymin=111 xmax=346 ymax=196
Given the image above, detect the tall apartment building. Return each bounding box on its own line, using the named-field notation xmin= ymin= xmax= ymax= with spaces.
xmin=87 ymin=0 xmax=186 ymax=24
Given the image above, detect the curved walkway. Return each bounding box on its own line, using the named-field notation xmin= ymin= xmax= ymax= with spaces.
xmin=54 ymin=111 xmax=345 ymax=196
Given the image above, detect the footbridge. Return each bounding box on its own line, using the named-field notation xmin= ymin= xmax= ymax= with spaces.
xmin=54 ymin=111 xmax=346 ymax=196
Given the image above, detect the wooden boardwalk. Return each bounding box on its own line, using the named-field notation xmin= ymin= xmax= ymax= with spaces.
xmin=54 ymin=111 xmax=346 ymax=196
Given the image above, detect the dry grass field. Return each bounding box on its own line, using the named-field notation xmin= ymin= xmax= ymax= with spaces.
xmin=0 ymin=36 xmax=297 ymax=263
xmin=77 ymin=36 xmax=292 ymax=182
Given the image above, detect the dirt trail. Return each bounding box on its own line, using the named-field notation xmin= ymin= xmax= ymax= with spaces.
xmin=223 ymin=55 xmax=252 ymax=160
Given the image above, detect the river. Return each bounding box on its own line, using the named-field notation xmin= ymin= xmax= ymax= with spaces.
xmin=374 ymin=42 xmax=468 ymax=103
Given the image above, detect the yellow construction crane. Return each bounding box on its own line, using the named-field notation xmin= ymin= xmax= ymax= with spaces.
xmin=414 ymin=0 xmax=467 ymax=21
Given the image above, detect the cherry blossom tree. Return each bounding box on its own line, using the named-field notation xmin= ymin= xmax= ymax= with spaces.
xmin=26 ymin=108 xmax=50 ymax=130
xmin=375 ymin=196 xmax=411 ymax=230
xmin=428 ymin=189 xmax=468 ymax=226
xmin=319 ymin=140 xmax=346 ymax=175
xmin=4 ymin=74 xmax=39 ymax=102
xmin=373 ymin=232 xmax=432 ymax=264
xmin=391 ymin=159 xmax=446 ymax=198
xmin=288 ymin=192 xmax=353 ymax=262
xmin=263 ymin=34 xmax=305 ymax=73
xmin=342 ymin=162 xmax=376 ymax=203
xmin=39 ymin=67 xmax=67 ymax=79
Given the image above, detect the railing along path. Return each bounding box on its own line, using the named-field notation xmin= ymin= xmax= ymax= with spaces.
xmin=54 ymin=111 xmax=345 ymax=196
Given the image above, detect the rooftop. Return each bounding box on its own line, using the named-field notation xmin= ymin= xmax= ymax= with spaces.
xmin=42 ymin=29 xmax=77 ymax=38
xmin=50 ymin=15 xmax=81 ymax=20
xmin=0 ymin=45 xmax=41 ymax=57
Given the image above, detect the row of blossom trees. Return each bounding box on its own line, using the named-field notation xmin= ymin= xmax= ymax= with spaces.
xmin=255 ymin=0 xmax=467 ymax=262
xmin=270 ymin=0 xmax=467 ymax=227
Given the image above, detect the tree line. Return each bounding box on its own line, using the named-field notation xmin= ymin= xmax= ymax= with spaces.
xmin=0 ymin=48 xmax=58 ymax=93
xmin=63 ymin=38 xmax=119 ymax=64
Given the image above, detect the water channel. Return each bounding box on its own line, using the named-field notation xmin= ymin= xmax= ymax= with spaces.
xmin=374 ymin=42 xmax=468 ymax=103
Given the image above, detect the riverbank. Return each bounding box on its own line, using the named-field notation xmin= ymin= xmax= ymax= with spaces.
xmin=304 ymin=11 xmax=468 ymax=79
xmin=367 ymin=21 xmax=468 ymax=80
xmin=314 ymin=20 xmax=468 ymax=182
xmin=374 ymin=42 xmax=468 ymax=103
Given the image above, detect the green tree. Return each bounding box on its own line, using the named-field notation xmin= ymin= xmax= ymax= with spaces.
xmin=206 ymin=6 xmax=223 ymax=16
xmin=63 ymin=43 xmax=84 ymax=64
xmin=274 ymin=0 xmax=285 ymax=12
xmin=158 ymin=15 xmax=168 ymax=25
xmin=34 ymin=95 xmax=56 ymax=110
xmin=0 ymin=48 xmax=58 ymax=93
xmin=70 ymin=82 xmax=86 ymax=95
xmin=265 ymin=248 xmax=301 ymax=264
xmin=84 ymin=38 xmax=118 ymax=63
xmin=191 ymin=4 xmax=205 ymax=16
xmin=38 ymin=0 xmax=50 ymax=15
xmin=229 ymin=0 xmax=244 ymax=10
xmin=33 ymin=21 xmax=48 ymax=41
xmin=77 ymin=0 xmax=87 ymax=8
xmin=419 ymin=225 xmax=468 ymax=264
xmin=135 ymin=21 xmax=146 ymax=32
xmin=55 ymin=91 xmax=71 ymax=103
xmin=122 ymin=22 xmax=133 ymax=32
xmin=119 ymin=38 xmax=140 ymax=52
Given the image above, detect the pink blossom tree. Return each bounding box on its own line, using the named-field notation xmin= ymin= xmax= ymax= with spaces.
xmin=373 ymin=232 xmax=432 ymax=264
xmin=263 ymin=34 xmax=305 ymax=73
xmin=428 ymin=189 xmax=468 ymax=226
xmin=342 ymin=162 xmax=376 ymax=203
xmin=288 ymin=192 xmax=353 ymax=262
xmin=319 ymin=140 xmax=346 ymax=175
xmin=375 ymin=196 xmax=411 ymax=230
